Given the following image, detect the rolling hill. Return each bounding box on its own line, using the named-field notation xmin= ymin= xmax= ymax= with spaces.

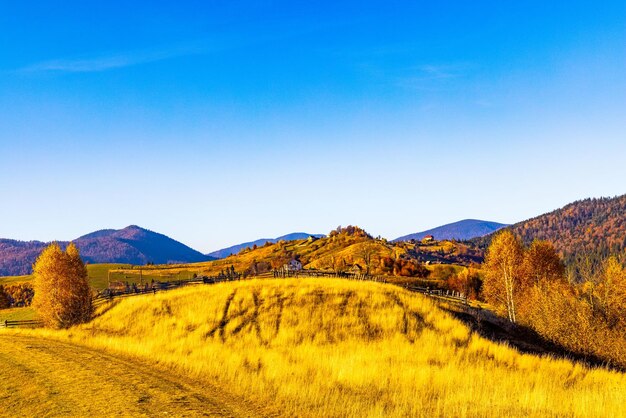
xmin=0 ymin=225 xmax=212 ymax=276
xmin=395 ymin=219 xmax=508 ymax=242
xmin=108 ymin=226 xmax=482 ymax=286
xmin=30 ymin=278 xmax=626 ymax=417
xmin=207 ymin=232 xmax=324 ymax=259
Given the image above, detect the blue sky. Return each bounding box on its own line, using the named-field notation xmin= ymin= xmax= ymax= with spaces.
xmin=1 ymin=1 xmax=625 ymax=252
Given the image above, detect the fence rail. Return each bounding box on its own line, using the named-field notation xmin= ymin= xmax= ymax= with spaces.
xmin=2 ymin=269 xmax=467 ymax=329
xmin=92 ymin=274 xmax=242 ymax=305
xmin=93 ymin=269 xmax=468 ymax=306
xmin=404 ymin=285 xmax=468 ymax=303
xmin=1 ymin=319 xmax=44 ymax=328
xmin=276 ymin=269 xmax=388 ymax=282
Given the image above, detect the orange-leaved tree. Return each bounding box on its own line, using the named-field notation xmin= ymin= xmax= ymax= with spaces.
xmin=520 ymin=240 xmax=565 ymax=287
xmin=33 ymin=243 xmax=92 ymax=328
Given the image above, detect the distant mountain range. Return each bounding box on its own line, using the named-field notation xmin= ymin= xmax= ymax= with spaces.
xmin=0 ymin=225 xmax=213 ymax=276
xmin=394 ymin=219 xmax=508 ymax=242
xmin=207 ymin=232 xmax=325 ymax=259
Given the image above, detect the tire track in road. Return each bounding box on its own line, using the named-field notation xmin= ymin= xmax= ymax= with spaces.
xmin=0 ymin=334 xmax=269 ymax=417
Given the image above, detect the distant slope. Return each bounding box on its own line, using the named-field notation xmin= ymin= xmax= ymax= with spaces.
xmin=395 ymin=219 xmax=508 ymax=242
xmin=0 ymin=240 xmax=48 ymax=276
xmin=207 ymin=232 xmax=324 ymax=259
xmin=74 ymin=225 xmax=212 ymax=265
xmin=494 ymin=194 xmax=626 ymax=265
xmin=122 ymin=225 xmax=478 ymax=282
xmin=0 ymin=225 xmax=213 ymax=276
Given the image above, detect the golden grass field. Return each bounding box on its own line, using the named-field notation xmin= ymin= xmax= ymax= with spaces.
xmin=11 ymin=278 xmax=626 ymax=417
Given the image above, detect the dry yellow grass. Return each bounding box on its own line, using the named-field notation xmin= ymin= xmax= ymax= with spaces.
xmin=19 ymin=279 xmax=626 ymax=417
xmin=0 ymin=334 xmax=263 ymax=417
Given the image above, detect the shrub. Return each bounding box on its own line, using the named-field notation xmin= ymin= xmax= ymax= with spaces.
xmin=4 ymin=283 xmax=34 ymax=307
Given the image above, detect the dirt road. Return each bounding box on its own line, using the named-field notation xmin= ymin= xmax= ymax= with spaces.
xmin=0 ymin=334 xmax=265 ymax=417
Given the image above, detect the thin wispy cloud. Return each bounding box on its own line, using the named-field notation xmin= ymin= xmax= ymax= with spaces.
xmin=394 ymin=63 xmax=473 ymax=91
xmin=18 ymin=44 xmax=208 ymax=74
xmin=414 ymin=64 xmax=463 ymax=80
xmin=17 ymin=20 xmax=344 ymax=75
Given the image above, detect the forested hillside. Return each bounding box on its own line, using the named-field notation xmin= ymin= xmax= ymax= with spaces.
xmin=0 ymin=240 xmax=47 ymax=276
xmin=472 ymin=194 xmax=626 ymax=270
xmin=508 ymin=195 xmax=626 ymax=266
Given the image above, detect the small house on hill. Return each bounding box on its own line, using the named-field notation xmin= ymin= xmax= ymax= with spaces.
xmin=284 ymin=259 xmax=303 ymax=271
xmin=108 ymin=281 xmax=126 ymax=292
xmin=422 ymin=235 xmax=435 ymax=242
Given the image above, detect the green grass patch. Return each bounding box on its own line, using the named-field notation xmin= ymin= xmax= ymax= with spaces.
xmin=0 ymin=275 xmax=33 ymax=285
xmin=0 ymin=306 xmax=37 ymax=322
xmin=0 ymin=263 xmax=136 ymax=290
xmin=426 ymin=264 xmax=465 ymax=280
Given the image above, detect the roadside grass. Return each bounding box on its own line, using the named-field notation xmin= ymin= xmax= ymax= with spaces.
xmin=19 ymin=278 xmax=626 ymax=417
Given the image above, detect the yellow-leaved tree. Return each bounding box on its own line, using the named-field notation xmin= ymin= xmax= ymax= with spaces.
xmin=596 ymin=256 xmax=626 ymax=329
xmin=33 ymin=243 xmax=92 ymax=328
xmin=482 ymin=230 xmax=524 ymax=323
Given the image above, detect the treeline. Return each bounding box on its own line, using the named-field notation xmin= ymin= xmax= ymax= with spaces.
xmin=0 ymin=283 xmax=34 ymax=308
xmin=379 ymin=257 xmax=430 ymax=277
xmin=482 ymin=230 xmax=626 ymax=369
xmin=328 ymin=225 xmax=372 ymax=239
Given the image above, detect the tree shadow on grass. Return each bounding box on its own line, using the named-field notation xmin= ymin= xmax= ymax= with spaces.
xmin=440 ymin=305 xmax=624 ymax=373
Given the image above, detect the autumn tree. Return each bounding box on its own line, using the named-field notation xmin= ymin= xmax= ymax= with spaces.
xmin=0 ymin=285 xmax=10 ymax=309
xmin=482 ymin=230 xmax=524 ymax=322
xmin=520 ymin=240 xmax=565 ymax=287
xmin=4 ymin=283 xmax=34 ymax=306
xmin=358 ymin=246 xmax=375 ymax=275
xmin=33 ymin=243 xmax=93 ymax=328
xmin=595 ymin=256 xmax=626 ymax=328
xmin=447 ymin=267 xmax=483 ymax=299
xmin=379 ymin=256 xmax=394 ymax=274
xmin=481 ymin=233 xmax=626 ymax=368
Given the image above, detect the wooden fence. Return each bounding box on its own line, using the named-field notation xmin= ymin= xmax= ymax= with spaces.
xmin=273 ymin=269 xmax=387 ymax=282
xmin=92 ymin=274 xmax=242 ymax=306
xmin=93 ymin=269 xmax=467 ymax=307
xmin=404 ymin=285 xmax=468 ymax=304
xmin=2 ymin=269 xmax=467 ymax=328
xmin=272 ymin=269 xmax=468 ymax=304
xmin=1 ymin=319 xmax=43 ymax=328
